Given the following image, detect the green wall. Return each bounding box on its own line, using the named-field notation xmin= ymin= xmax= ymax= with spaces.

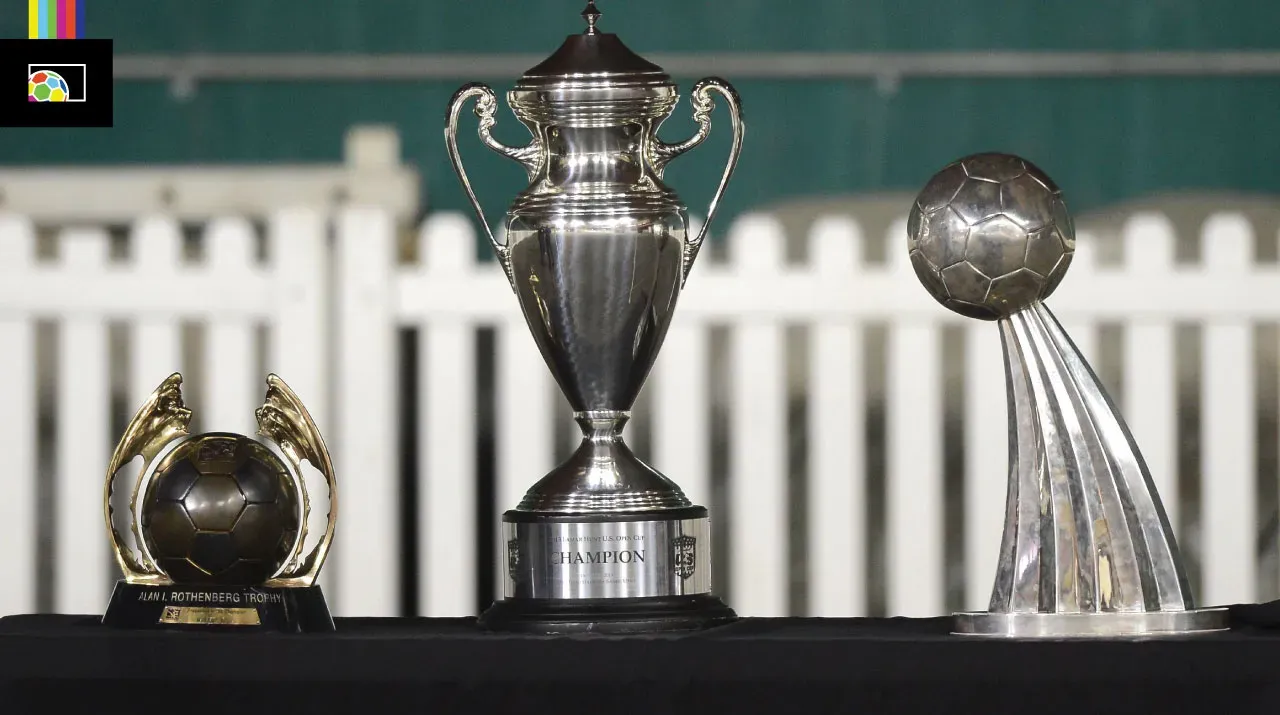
xmin=1 ymin=1 xmax=1278 ymax=226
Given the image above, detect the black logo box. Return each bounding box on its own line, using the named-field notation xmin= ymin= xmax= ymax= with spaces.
xmin=0 ymin=39 xmax=113 ymax=127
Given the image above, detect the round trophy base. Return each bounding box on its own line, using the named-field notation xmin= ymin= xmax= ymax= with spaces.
xmin=951 ymin=607 xmax=1229 ymax=638
xmin=101 ymin=581 xmax=335 ymax=633
xmin=478 ymin=593 xmax=737 ymax=635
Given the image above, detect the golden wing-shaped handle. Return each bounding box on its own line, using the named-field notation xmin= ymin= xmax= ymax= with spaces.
xmin=104 ymin=372 xmax=192 ymax=585
xmin=256 ymin=374 xmax=336 ymax=588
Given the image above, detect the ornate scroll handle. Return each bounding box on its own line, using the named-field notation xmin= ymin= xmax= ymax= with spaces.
xmin=256 ymin=374 xmax=336 ymax=588
xmin=104 ymin=372 xmax=192 ymax=585
xmin=653 ymin=78 xmax=745 ymax=285
xmin=445 ymin=82 xmax=543 ymax=290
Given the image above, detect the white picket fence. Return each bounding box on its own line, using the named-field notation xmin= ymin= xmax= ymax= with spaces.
xmin=0 ymin=196 xmax=1277 ymax=619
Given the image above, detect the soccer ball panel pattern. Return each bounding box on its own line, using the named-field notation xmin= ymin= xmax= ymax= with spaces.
xmin=917 ymin=206 xmax=970 ymax=269
xmin=961 ymin=153 xmax=1026 ymax=183
xmin=141 ymin=433 xmax=300 ymax=585
xmin=182 ymin=474 xmax=244 ymax=532
xmin=940 ymin=262 xmax=991 ymax=305
xmin=1025 ymin=226 xmax=1066 ymax=277
xmin=949 ymin=178 xmax=1003 ymax=226
xmin=907 ymin=152 xmax=1075 ymax=319
xmin=232 ymin=503 xmax=289 ymax=561
xmin=909 ymin=250 xmax=948 ymax=300
xmin=27 ymin=70 xmax=69 ymax=103
xmin=966 ymin=215 xmax=1028 ymax=278
xmin=1000 ymin=175 xmax=1055 ymax=231
xmin=916 ymin=162 xmax=966 ymax=213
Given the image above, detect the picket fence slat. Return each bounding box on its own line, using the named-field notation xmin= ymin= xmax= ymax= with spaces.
xmin=650 ymin=213 xmax=713 ymax=512
xmin=203 ymin=218 xmax=258 ymax=437
xmin=728 ymin=215 xmax=789 ymax=617
xmin=129 ymin=217 xmax=183 ymax=405
xmin=886 ymin=321 xmax=944 ymax=617
xmin=1201 ymin=213 xmax=1257 ymax=605
xmin=652 ymin=324 xmax=711 ymax=510
xmin=54 ymin=228 xmax=113 ymax=614
xmin=123 ymin=218 xmax=183 ymax=586
xmin=886 ymin=218 xmax=944 ymax=618
xmin=0 ymin=217 xmax=36 ymax=615
xmin=266 ymin=209 xmax=336 ymax=597
xmin=334 ymin=206 xmax=399 ymax=616
xmin=421 ymin=321 xmax=476 ymax=615
xmin=1122 ymin=214 xmax=1180 ymax=533
xmin=419 ymin=214 xmax=478 ymax=616
xmin=807 ymin=217 xmax=865 ymax=616
xmin=963 ymin=322 xmax=1005 ymax=612
xmin=1056 ymin=234 xmax=1099 ymax=364
xmin=495 ymin=316 xmax=555 ymax=598
xmin=267 ymin=208 xmax=329 ymax=431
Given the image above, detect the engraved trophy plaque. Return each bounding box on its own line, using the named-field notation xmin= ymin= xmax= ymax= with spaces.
xmin=907 ymin=153 xmax=1229 ymax=637
xmin=102 ymin=373 xmax=336 ymax=632
xmin=445 ymin=1 xmax=743 ymax=633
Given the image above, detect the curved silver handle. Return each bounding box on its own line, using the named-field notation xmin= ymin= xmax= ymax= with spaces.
xmin=444 ymin=83 xmax=542 ymax=286
xmin=654 ymin=77 xmax=745 ymax=284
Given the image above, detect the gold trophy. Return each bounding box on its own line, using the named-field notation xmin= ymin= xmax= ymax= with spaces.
xmin=101 ymin=373 xmax=336 ymax=631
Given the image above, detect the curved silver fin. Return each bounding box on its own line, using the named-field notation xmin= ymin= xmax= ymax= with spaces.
xmin=990 ymin=302 xmax=1192 ymax=615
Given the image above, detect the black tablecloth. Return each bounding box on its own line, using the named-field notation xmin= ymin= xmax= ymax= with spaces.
xmin=5 ymin=603 xmax=1280 ymax=715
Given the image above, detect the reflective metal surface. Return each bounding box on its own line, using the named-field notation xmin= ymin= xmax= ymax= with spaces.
xmin=445 ymin=1 xmax=744 ymax=517
xmin=105 ymin=373 xmax=337 ymax=589
xmin=142 ymin=433 xmax=299 ymax=586
xmin=908 ymin=153 xmax=1228 ymax=638
xmin=953 ymin=609 xmax=1229 ymax=639
xmin=504 ymin=515 xmax=711 ymax=599
xmin=908 ymin=153 xmax=1073 ymax=321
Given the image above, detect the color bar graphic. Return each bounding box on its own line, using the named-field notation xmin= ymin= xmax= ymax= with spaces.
xmin=30 ymin=0 xmax=80 ymax=39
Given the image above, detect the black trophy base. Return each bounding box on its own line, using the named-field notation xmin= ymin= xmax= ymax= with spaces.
xmin=478 ymin=594 xmax=737 ymax=635
xmin=101 ymin=581 xmax=335 ymax=633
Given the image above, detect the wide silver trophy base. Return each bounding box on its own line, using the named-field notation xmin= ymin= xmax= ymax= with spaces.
xmin=478 ymin=506 xmax=736 ymax=635
xmin=952 ymin=608 xmax=1229 ymax=639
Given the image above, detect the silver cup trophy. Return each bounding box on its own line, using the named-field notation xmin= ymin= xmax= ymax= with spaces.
xmin=445 ymin=1 xmax=743 ymax=633
xmin=907 ymin=153 xmax=1229 ymax=638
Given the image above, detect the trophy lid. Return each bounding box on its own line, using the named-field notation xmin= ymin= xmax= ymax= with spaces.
xmin=513 ymin=1 xmax=674 ymax=96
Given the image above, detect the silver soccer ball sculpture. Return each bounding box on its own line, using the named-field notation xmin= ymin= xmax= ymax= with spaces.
xmin=907 ymin=153 xmax=1075 ymax=320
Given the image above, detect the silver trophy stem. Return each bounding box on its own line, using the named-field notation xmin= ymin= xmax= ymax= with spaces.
xmin=953 ymin=302 xmax=1228 ymax=637
xmin=517 ymin=411 xmax=692 ymax=512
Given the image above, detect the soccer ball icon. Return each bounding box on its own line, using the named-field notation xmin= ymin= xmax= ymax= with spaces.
xmin=28 ymin=70 xmax=69 ymax=102
xmin=141 ymin=433 xmax=301 ymax=586
xmin=907 ymin=153 xmax=1075 ymax=320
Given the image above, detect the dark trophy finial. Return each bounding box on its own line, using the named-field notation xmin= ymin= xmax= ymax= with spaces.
xmin=582 ymin=0 xmax=601 ymax=34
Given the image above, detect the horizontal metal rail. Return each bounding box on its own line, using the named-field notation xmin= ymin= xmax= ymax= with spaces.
xmin=112 ymin=51 xmax=1280 ymax=82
